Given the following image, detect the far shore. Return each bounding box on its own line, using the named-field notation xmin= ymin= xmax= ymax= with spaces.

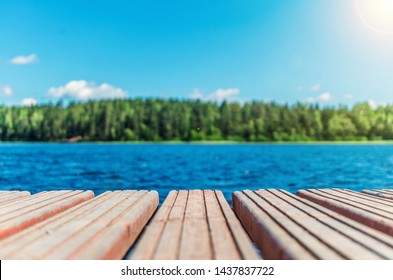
xmin=2 ymin=140 xmax=393 ymax=145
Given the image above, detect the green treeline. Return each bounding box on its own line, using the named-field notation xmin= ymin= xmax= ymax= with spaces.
xmin=0 ymin=98 xmax=391 ymax=142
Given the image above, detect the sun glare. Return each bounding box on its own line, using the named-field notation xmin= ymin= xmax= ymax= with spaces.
xmin=357 ymin=0 xmax=393 ymax=34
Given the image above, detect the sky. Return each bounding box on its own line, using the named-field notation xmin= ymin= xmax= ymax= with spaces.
xmin=1 ymin=0 xmax=393 ymax=107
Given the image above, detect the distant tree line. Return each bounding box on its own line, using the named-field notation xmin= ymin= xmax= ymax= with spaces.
xmin=0 ymin=98 xmax=392 ymax=141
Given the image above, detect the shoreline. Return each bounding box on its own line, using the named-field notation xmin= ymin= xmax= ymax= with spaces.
xmin=2 ymin=140 xmax=393 ymax=145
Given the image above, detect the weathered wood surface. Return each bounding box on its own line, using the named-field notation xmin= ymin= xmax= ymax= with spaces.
xmin=0 ymin=190 xmax=158 ymax=259
xmin=297 ymin=188 xmax=393 ymax=237
xmin=0 ymin=190 xmax=94 ymax=240
xmin=362 ymin=189 xmax=393 ymax=200
xmin=233 ymin=189 xmax=393 ymax=259
xmin=2 ymin=188 xmax=393 ymax=260
xmin=0 ymin=191 xmax=31 ymax=206
xmin=130 ymin=190 xmax=260 ymax=260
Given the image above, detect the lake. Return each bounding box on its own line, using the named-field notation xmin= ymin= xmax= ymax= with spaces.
xmin=1 ymin=143 xmax=393 ymax=204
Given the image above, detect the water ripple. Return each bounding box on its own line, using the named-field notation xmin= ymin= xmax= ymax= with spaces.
xmin=1 ymin=143 xmax=393 ymax=204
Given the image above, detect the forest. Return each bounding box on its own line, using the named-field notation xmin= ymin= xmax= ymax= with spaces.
xmin=0 ymin=98 xmax=391 ymax=142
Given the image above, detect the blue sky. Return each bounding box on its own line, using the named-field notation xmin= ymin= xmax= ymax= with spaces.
xmin=1 ymin=0 xmax=393 ymax=107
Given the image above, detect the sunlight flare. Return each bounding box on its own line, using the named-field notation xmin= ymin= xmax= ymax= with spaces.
xmin=357 ymin=0 xmax=393 ymax=34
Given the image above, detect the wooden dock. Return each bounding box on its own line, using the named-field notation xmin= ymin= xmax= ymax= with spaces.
xmin=1 ymin=188 xmax=393 ymax=260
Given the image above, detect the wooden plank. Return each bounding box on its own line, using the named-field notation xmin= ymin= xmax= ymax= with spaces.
xmin=0 ymin=195 xmax=33 ymax=207
xmin=152 ymin=190 xmax=188 ymax=260
xmin=381 ymin=189 xmax=393 ymax=195
xmin=332 ymin=189 xmax=393 ymax=207
xmin=179 ymin=190 xmax=211 ymax=259
xmin=287 ymin=190 xmax=393 ymax=259
xmin=270 ymin=190 xmax=393 ymax=259
xmin=0 ymin=191 xmax=94 ymax=239
xmin=129 ymin=190 xmax=178 ymax=259
xmin=362 ymin=190 xmax=393 ymax=200
xmin=0 ymin=191 xmax=86 ymax=222
xmin=0 ymin=191 xmax=117 ymax=258
xmin=289 ymin=191 xmax=393 ymax=248
xmin=20 ymin=190 xmax=135 ymax=259
xmin=68 ymin=191 xmax=159 ymax=259
xmin=0 ymin=191 xmax=30 ymax=204
xmin=235 ymin=189 xmax=393 ymax=259
xmin=233 ymin=190 xmax=315 ymax=259
xmin=0 ymin=192 xmax=32 ymax=207
xmin=312 ymin=189 xmax=393 ymax=217
xmin=0 ymin=190 xmax=158 ymax=259
xmin=0 ymin=191 xmax=74 ymax=218
xmin=215 ymin=191 xmax=260 ymax=260
xmin=298 ymin=189 xmax=393 ymax=236
xmin=43 ymin=190 xmax=140 ymax=259
xmin=1 ymin=191 xmax=126 ymax=259
xmin=251 ymin=190 xmax=342 ymax=259
xmin=0 ymin=191 xmax=21 ymax=197
xmin=204 ymin=190 xmax=240 ymax=260
xmin=256 ymin=189 xmax=380 ymax=259
xmin=131 ymin=190 xmax=259 ymax=260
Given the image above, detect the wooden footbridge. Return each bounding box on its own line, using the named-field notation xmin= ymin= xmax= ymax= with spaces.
xmin=1 ymin=188 xmax=393 ymax=260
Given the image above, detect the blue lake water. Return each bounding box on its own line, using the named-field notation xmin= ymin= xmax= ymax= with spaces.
xmin=1 ymin=143 xmax=393 ymax=204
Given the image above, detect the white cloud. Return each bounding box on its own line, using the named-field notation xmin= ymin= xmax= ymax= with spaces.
xmin=10 ymin=54 xmax=38 ymax=65
xmin=48 ymin=80 xmax=128 ymax=100
xmin=309 ymin=84 xmax=321 ymax=92
xmin=343 ymin=93 xmax=353 ymax=100
xmin=21 ymin=98 xmax=37 ymax=106
xmin=213 ymin=88 xmax=240 ymax=102
xmin=306 ymin=92 xmax=333 ymax=104
xmin=189 ymin=88 xmax=240 ymax=103
xmin=190 ymin=89 xmax=204 ymax=99
xmin=319 ymin=92 xmax=332 ymax=103
xmin=0 ymin=85 xmax=13 ymax=96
